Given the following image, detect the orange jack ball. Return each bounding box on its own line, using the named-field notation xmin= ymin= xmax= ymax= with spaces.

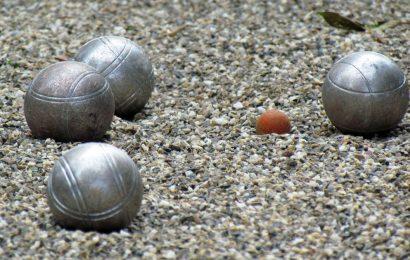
xmin=256 ymin=109 xmax=291 ymax=135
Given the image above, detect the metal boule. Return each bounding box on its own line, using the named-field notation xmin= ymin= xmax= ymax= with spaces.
xmin=47 ymin=142 xmax=143 ymax=231
xmin=24 ymin=61 xmax=115 ymax=141
xmin=75 ymin=36 xmax=154 ymax=119
xmin=322 ymin=51 xmax=408 ymax=134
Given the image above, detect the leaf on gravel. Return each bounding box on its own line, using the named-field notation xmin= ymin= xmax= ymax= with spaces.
xmin=369 ymin=19 xmax=410 ymax=31
xmin=367 ymin=20 xmax=388 ymax=28
xmin=318 ymin=11 xmax=365 ymax=31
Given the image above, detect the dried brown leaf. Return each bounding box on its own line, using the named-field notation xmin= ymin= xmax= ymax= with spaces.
xmin=318 ymin=11 xmax=365 ymax=31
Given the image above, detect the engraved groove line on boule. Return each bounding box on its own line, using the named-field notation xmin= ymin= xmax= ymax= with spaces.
xmin=67 ymin=71 xmax=95 ymax=96
xmin=327 ymin=73 xmax=374 ymax=129
xmin=326 ymin=76 xmax=407 ymax=94
xmin=65 ymin=71 xmax=97 ymax=140
xmin=103 ymin=146 xmax=131 ymax=225
xmin=60 ymin=157 xmax=89 ymax=215
xmin=53 ymin=161 xmax=82 ymax=213
xmin=30 ymin=70 xmax=93 ymax=98
xmin=29 ymin=74 xmax=109 ymax=102
xmin=49 ymin=160 xmax=138 ymax=221
xmin=101 ymin=37 xmax=144 ymax=84
xmin=116 ymin=55 xmax=153 ymax=111
xmin=99 ymin=36 xmax=130 ymax=77
xmin=49 ymin=164 xmax=89 ymax=227
xmin=49 ymin=177 xmax=138 ymax=221
xmin=116 ymin=88 xmax=139 ymax=111
xmin=90 ymin=37 xmax=153 ymax=112
xmin=103 ymin=41 xmax=133 ymax=78
xmin=98 ymin=37 xmax=128 ymax=76
xmin=104 ymin=36 xmax=130 ymax=58
xmin=98 ymin=143 xmax=131 ymax=225
xmin=116 ymin=68 xmax=154 ymax=111
xmin=334 ymin=61 xmax=374 ymax=127
xmin=127 ymin=162 xmax=140 ymax=225
xmin=98 ymin=144 xmax=126 ymax=197
xmin=100 ymin=36 xmax=122 ymax=57
xmin=339 ymin=61 xmax=372 ymax=93
xmin=68 ymin=72 xmax=96 ymax=97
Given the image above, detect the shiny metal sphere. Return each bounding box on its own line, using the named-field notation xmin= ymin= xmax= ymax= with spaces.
xmin=47 ymin=142 xmax=143 ymax=231
xmin=323 ymin=51 xmax=408 ymax=133
xmin=24 ymin=61 xmax=115 ymax=141
xmin=74 ymin=36 xmax=154 ymax=119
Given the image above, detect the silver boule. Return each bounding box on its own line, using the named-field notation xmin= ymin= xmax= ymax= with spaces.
xmin=322 ymin=51 xmax=408 ymax=134
xmin=47 ymin=142 xmax=143 ymax=231
xmin=24 ymin=61 xmax=115 ymax=141
xmin=75 ymin=36 xmax=154 ymax=119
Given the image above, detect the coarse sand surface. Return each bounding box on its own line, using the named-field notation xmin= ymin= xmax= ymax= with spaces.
xmin=0 ymin=0 xmax=409 ymax=258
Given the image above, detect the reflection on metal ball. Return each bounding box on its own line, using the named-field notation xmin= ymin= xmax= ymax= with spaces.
xmin=47 ymin=142 xmax=143 ymax=231
xmin=322 ymin=51 xmax=408 ymax=134
xmin=24 ymin=61 xmax=115 ymax=141
xmin=75 ymin=36 xmax=154 ymax=119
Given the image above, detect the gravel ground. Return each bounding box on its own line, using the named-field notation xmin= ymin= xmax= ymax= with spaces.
xmin=0 ymin=0 xmax=409 ymax=258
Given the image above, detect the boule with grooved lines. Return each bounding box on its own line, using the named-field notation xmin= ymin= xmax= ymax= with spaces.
xmin=322 ymin=51 xmax=408 ymax=134
xmin=47 ymin=143 xmax=143 ymax=231
xmin=24 ymin=61 xmax=115 ymax=141
xmin=75 ymin=36 xmax=154 ymax=119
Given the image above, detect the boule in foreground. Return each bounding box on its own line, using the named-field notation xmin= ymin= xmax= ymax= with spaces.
xmin=47 ymin=143 xmax=143 ymax=231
